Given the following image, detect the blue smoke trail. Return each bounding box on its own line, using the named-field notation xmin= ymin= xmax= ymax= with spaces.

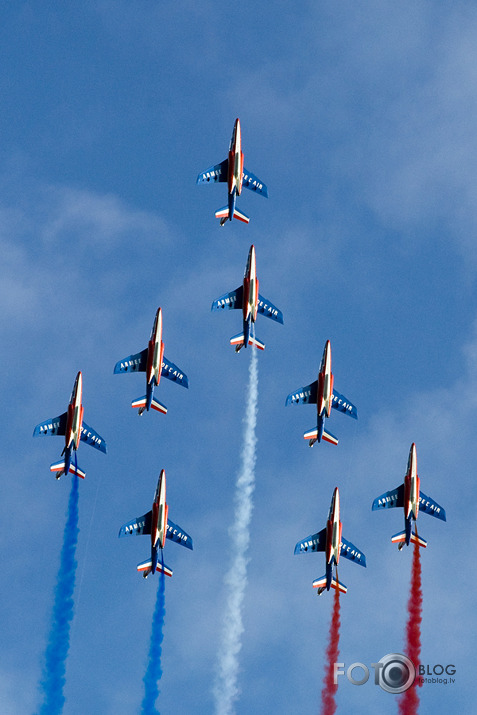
xmin=37 ymin=474 xmax=80 ymax=715
xmin=141 ymin=570 xmax=166 ymax=715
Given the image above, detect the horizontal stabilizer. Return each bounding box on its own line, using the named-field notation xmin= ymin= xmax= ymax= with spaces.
xmin=303 ymin=427 xmax=338 ymax=446
xmin=230 ymin=333 xmax=265 ymax=351
xmin=322 ymin=429 xmax=339 ymax=445
xmin=242 ymin=168 xmax=268 ymax=197
xmin=114 ymin=348 xmax=148 ymax=374
xmin=215 ymin=206 xmax=230 ymax=219
xmin=50 ymin=460 xmax=86 ymax=479
xmin=131 ymin=396 xmax=167 ymax=414
xmin=137 ymin=558 xmax=173 ymax=578
xmin=33 ymin=412 xmax=67 ymax=438
xmin=196 ymin=159 xmax=228 ymax=185
xmin=391 ymin=530 xmax=427 ymax=548
xmin=312 ymin=574 xmax=347 ymax=594
xmin=232 ymin=207 xmax=250 ymax=224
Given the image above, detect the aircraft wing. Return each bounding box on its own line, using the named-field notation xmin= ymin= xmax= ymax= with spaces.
xmin=331 ymin=389 xmax=358 ymax=419
xmin=118 ymin=510 xmax=152 ymax=537
xmin=161 ymin=357 xmax=189 ymax=388
xmin=419 ymin=491 xmax=447 ymax=521
xmin=33 ymin=412 xmax=67 ymax=437
xmin=80 ymin=422 xmax=107 ymax=453
xmin=257 ymin=294 xmax=284 ymax=324
xmin=211 ymin=286 xmax=243 ymax=312
xmin=197 ymin=159 xmax=228 ymax=185
xmin=294 ymin=527 xmax=326 ymax=554
xmin=372 ymin=484 xmax=404 ymax=511
xmin=242 ymin=168 xmax=268 ymax=198
xmin=166 ymin=518 xmax=193 ymax=550
xmin=340 ymin=537 xmax=366 ymax=566
xmin=113 ymin=348 xmax=148 ymax=374
xmin=285 ymin=381 xmax=318 ymax=406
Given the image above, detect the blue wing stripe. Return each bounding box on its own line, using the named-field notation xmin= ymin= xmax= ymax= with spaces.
xmin=211 ymin=286 xmax=243 ymax=312
xmin=257 ymin=294 xmax=283 ymax=324
xmin=372 ymin=484 xmax=404 ymax=511
xmin=242 ymin=168 xmax=268 ymax=197
xmin=118 ymin=511 xmax=152 ymax=537
xmin=80 ymin=421 xmax=107 ymax=454
xmin=33 ymin=412 xmax=67 ymax=437
xmin=161 ymin=357 xmax=189 ymax=388
xmin=166 ymin=518 xmax=193 ymax=550
xmin=340 ymin=537 xmax=366 ymax=566
xmin=114 ymin=348 xmax=148 ymax=374
xmin=286 ymin=381 xmax=318 ymax=406
xmin=419 ymin=491 xmax=446 ymax=521
xmin=331 ymin=389 xmax=358 ymax=419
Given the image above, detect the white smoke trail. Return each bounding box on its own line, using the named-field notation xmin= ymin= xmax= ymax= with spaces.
xmin=213 ymin=346 xmax=258 ymax=715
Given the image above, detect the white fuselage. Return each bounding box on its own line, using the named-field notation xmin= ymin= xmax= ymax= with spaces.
xmin=318 ymin=340 xmax=334 ymax=418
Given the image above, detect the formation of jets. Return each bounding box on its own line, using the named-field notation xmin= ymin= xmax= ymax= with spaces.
xmin=33 ymin=118 xmax=446 ymax=586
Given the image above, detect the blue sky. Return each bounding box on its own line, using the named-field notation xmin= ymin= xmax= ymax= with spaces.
xmin=1 ymin=2 xmax=476 ymax=713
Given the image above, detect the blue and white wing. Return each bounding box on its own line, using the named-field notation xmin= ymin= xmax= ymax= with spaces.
xmin=242 ymin=168 xmax=268 ymax=198
xmin=257 ymin=294 xmax=284 ymax=324
xmin=285 ymin=381 xmax=318 ymax=406
xmin=294 ymin=527 xmax=327 ymax=554
xmin=161 ymin=357 xmax=189 ymax=388
xmin=33 ymin=412 xmax=67 ymax=437
xmin=80 ymin=421 xmax=107 ymax=454
xmin=118 ymin=511 xmax=152 ymax=537
xmin=211 ymin=286 xmax=243 ymax=312
xmin=197 ymin=159 xmax=228 ymax=185
xmin=340 ymin=537 xmax=366 ymax=567
xmin=331 ymin=389 xmax=358 ymax=419
xmin=419 ymin=491 xmax=446 ymax=521
xmin=113 ymin=348 xmax=148 ymax=374
xmin=372 ymin=484 xmax=404 ymax=511
xmin=166 ymin=518 xmax=193 ymax=550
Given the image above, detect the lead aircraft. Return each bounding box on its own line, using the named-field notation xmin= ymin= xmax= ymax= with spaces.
xmin=211 ymin=244 xmax=283 ymax=352
xmin=33 ymin=371 xmax=107 ymax=479
xmin=372 ymin=443 xmax=446 ymax=549
xmin=114 ymin=307 xmax=188 ymax=415
xmin=294 ymin=487 xmax=366 ymax=594
xmin=197 ymin=118 xmax=268 ymax=225
xmin=285 ymin=340 xmax=357 ymax=446
xmin=118 ymin=469 xmax=193 ymax=578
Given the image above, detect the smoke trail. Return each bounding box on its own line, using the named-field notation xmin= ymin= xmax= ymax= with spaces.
xmin=320 ymin=586 xmax=341 ymax=715
xmin=141 ymin=570 xmax=166 ymax=715
xmin=37 ymin=475 xmax=80 ymax=715
xmin=398 ymin=540 xmax=423 ymax=715
xmin=213 ymin=347 xmax=258 ymax=715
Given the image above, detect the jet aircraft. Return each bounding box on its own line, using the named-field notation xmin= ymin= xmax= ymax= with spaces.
xmin=372 ymin=443 xmax=446 ymax=549
xmin=285 ymin=340 xmax=357 ymax=446
xmin=33 ymin=371 xmax=107 ymax=479
xmin=294 ymin=487 xmax=366 ymax=594
xmin=211 ymin=244 xmax=283 ymax=352
xmin=197 ymin=118 xmax=268 ymax=225
xmin=118 ymin=469 xmax=193 ymax=578
xmin=113 ymin=307 xmax=188 ymax=415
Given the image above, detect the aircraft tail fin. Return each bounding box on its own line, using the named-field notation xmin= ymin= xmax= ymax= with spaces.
xmin=303 ymin=427 xmax=339 ymax=447
xmin=131 ymin=396 xmax=167 ymax=415
xmin=391 ymin=530 xmax=427 ymax=549
xmin=312 ymin=574 xmax=347 ymax=595
xmin=137 ymin=558 xmax=173 ymax=578
xmin=230 ymin=332 xmax=265 ymax=352
xmin=49 ymin=460 xmax=86 ymax=479
xmin=214 ymin=206 xmax=250 ymax=224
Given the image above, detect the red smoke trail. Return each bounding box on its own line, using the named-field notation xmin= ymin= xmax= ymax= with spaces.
xmin=320 ymin=586 xmax=341 ymax=715
xmin=399 ymin=539 xmax=423 ymax=715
